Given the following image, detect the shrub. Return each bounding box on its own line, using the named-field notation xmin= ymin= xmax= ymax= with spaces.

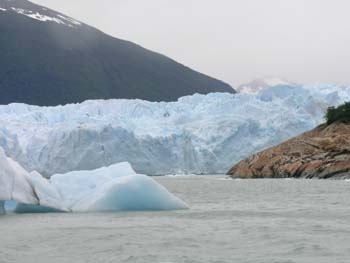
xmin=325 ymin=102 xmax=350 ymax=125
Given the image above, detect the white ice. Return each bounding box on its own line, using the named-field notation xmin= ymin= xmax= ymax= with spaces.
xmin=0 ymin=148 xmax=38 ymax=205
xmin=0 ymin=84 xmax=349 ymax=176
xmin=9 ymin=7 xmax=81 ymax=28
xmin=0 ymin=149 xmax=187 ymax=213
xmin=48 ymin=162 xmax=187 ymax=212
xmin=68 ymin=174 xmax=188 ymax=212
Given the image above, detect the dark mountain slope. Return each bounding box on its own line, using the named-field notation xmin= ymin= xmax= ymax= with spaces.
xmin=0 ymin=0 xmax=235 ymax=106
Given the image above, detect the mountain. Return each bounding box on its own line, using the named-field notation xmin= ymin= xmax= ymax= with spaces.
xmin=0 ymin=0 xmax=234 ymax=106
xmin=0 ymin=84 xmax=349 ymax=176
xmin=228 ymin=121 xmax=350 ymax=179
xmin=237 ymin=77 xmax=297 ymax=94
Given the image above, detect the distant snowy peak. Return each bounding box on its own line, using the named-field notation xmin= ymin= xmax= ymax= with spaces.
xmin=0 ymin=0 xmax=82 ymax=28
xmin=237 ymin=77 xmax=297 ymax=94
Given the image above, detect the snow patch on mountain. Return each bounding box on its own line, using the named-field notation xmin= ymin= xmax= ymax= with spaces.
xmin=57 ymin=14 xmax=81 ymax=26
xmin=10 ymin=7 xmax=81 ymax=27
xmin=12 ymin=7 xmax=63 ymax=23
xmin=0 ymin=0 xmax=82 ymax=28
xmin=1 ymin=84 xmax=349 ymax=176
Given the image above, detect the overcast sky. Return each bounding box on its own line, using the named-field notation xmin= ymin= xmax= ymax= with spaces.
xmin=32 ymin=0 xmax=350 ymax=87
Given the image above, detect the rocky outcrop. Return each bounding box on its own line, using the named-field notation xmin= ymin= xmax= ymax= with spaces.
xmin=228 ymin=122 xmax=350 ymax=179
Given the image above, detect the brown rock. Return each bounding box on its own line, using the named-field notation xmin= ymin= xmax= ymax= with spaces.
xmin=228 ymin=122 xmax=350 ymax=179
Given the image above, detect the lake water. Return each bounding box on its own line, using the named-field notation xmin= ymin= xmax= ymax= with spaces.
xmin=1 ymin=176 xmax=350 ymax=263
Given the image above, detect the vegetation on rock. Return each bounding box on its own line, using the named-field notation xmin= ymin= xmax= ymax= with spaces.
xmin=325 ymin=102 xmax=350 ymax=125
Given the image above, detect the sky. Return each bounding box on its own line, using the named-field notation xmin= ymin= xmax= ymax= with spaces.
xmin=32 ymin=0 xmax=350 ymax=88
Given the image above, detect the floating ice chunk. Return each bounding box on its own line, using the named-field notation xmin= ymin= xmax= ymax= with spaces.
xmin=4 ymin=200 xmax=17 ymax=212
xmin=71 ymin=175 xmax=188 ymax=212
xmin=14 ymin=203 xmax=64 ymax=214
xmin=50 ymin=162 xmax=137 ymax=209
xmin=0 ymin=147 xmax=187 ymax=213
xmin=0 ymin=148 xmax=38 ymax=205
xmin=28 ymin=171 xmax=68 ymax=212
xmin=50 ymin=163 xmax=188 ymax=212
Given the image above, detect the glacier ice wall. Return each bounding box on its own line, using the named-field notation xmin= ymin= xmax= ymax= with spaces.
xmin=0 ymin=84 xmax=349 ymax=176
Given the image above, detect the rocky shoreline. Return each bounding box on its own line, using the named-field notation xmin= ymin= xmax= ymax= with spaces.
xmin=228 ymin=122 xmax=350 ymax=179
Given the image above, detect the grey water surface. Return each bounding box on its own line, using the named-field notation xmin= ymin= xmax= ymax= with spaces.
xmin=1 ymin=176 xmax=350 ymax=263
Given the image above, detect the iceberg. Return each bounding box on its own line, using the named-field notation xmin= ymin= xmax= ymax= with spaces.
xmin=14 ymin=203 xmax=63 ymax=214
xmin=69 ymin=175 xmax=188 ymax=212
xmin=0 ymin=149 xmax=188 ymax=214
xmin=0 ymin=85 xmax=349 ymax=176
xmin=0 ymin=148 xmax=38 ymax=205
xmin=48 ymin=162 xmax=188 ymax=212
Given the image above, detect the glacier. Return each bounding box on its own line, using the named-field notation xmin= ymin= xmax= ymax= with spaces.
xmin=0 ymin=148 xmax=188 ymax=214
xmin=0 ymin=84 xmax=349 ymax=176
